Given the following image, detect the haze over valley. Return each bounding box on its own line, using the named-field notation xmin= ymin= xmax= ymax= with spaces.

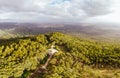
xmin=0 ymin=0 xmax=120 ymax=78
xmin=0 ymin=22 xmax=120 ymax=41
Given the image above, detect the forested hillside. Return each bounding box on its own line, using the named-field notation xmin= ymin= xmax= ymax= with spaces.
xmin=0 ymin=32 xmax=120 ymax=78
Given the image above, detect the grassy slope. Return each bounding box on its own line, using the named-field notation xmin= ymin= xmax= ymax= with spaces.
xmin=0 ymin=29 xmax=19 ymax=39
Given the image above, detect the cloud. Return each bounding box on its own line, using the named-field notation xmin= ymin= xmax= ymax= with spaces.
xmin=80 ymin=0 xmax=112 ymax=16
xmin=84 ymin=0 xmax=120 ymax=23
xmin=0 ymin=0 xmax=116 ymax=23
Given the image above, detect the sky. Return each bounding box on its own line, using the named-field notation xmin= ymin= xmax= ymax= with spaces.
xmin=0 ymin=0 xmax=120 ymax=23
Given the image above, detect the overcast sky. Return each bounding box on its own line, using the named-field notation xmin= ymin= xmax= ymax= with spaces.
xmin=0 ymin=0 xmax=120 ymax=23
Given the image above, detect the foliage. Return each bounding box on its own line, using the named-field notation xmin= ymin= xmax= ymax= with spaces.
xmin=0 ymin=32 xmax=120 ymax=78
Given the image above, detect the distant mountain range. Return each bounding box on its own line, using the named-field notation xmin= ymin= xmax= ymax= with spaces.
xmin=0 ymin=22 xmax=120 ymax=41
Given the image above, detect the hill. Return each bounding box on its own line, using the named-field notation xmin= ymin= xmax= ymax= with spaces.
xmin=1 ymin=23 xmax=120 ymax=42
xmin=0 ymin=32 xmax=120 ymax=78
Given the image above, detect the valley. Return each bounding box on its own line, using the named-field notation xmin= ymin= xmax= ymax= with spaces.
xmin=1 ymin=22 xmax=120 ymax=41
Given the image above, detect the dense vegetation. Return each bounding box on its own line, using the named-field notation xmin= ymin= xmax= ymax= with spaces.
xmin=0 ymin=32 xmax=120 ymax=78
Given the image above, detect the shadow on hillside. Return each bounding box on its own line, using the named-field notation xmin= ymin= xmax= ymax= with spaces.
xmin=0 ymin=37 xmax=32 ymax=45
